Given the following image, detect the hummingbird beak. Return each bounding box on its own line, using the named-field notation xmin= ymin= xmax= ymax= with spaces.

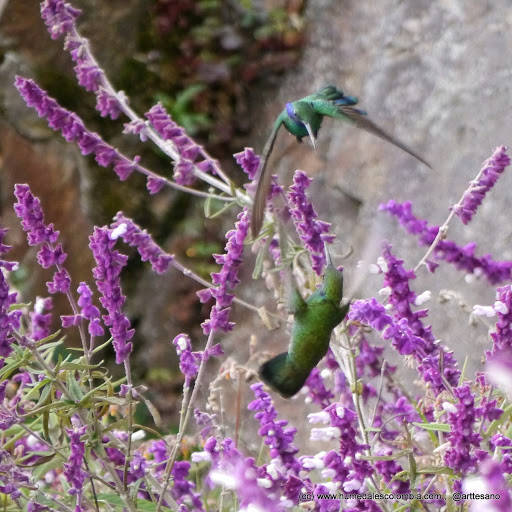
xmin=305 ymin=123 xmax=317 ymax=150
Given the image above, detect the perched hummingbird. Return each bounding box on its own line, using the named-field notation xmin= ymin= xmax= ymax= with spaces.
xmin=259 ymin=258 xmax=349 ymax=398
xmin=251 ymin=85 xmax=431 ymax=237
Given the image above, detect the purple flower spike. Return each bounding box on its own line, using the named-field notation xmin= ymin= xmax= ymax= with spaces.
xmin=40 ymin=0 xmax=81 ymax=40
xmin=444 ymin=384 xmax=481 ymax=473
xmin=0 ymin=229 xmax=21 ymax=359
xmin=454 ymin=146 xmax=510 ymax=225
xmin=234 ymin=147 xmax=260 ymax=180
xmin=489 ymin=285 xmax=512 ymax=355
xmin=381 ymin=245 xmax=460 ymax=393
xmin=248 ymin=383 xmax=301 ymax=473
xmin=172 ymin=334 xmax=200 ymax=385
xmin=198 ymin=209 xmax=249 ymax=335
xmin=146 ymin=103 xmax=218 ymax=184
xmin=63 ymin=425 xmax=87 ymax=497
xmin=111 ymin=213 xmax=174 ymax=274
xmin=13 ymin=184 xmax=59 ymax=247
xmin=381 ymin=200 xmax=512 ymax=285
xmin=13 ymin=184 xmax=71 ymax=295
xmin=76 ymin=282 xmax=104 ymax=337
xmin=14 ymin=77 xmax=149 ymax=188
xmin=287 ymin=170 xmax=335 ymax=275
xmin=89 ymin=227 xmax=134 ymax=364
xmin=463 ymin=459 xmax=512 ymax=511
xmin=30 ymin=297 xmax=53 ymax=341
xmin=171 ymin=460 xmax=203 ymax=511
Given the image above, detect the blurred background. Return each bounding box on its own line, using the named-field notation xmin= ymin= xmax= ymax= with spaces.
xmin=1 ymin=0 xmax=512 ymax=434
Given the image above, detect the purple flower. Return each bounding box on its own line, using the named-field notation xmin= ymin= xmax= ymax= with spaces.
xmin=172 ymin=334 xmax=201 ymax=385
xmin=206 ymin=438 xmax=283 ymax=511
xmin=248 ymin=383 xmax=301 ymax=473
xmin=30 ymin=297 xmax=53 ymax=341
xmin=0 ymin=449 xmax=30 ymax=499
xmin=40 ymin=0 xmax=81 ymax=39
xmin=13 ymin=184 xmax=71 ymax=295
xmin=0 ymin=229 xmax=21 ymax=359
xmin=110 ymin=213 xmax=174 ymax=274
xmin=63 ymin=425 xmax=87 ymax=496
xmin=171 ymin=461 xmax=203 ymax=511
xmin=145 ymin=103 xmax=217 ymax=184
xmin=380 ymin=200 xmax=512 ymax=284
xmin=89 ymin=226 xmax=134 ymax=364
xmin=454 ymin=146 xmax=510 ymax=224
xmin=148 ymin=439 xmax=167 ymax=472
xmin=198 ymin=209 xmax=249 ymax=335
xmin=234 ymin=147 xmax=260 ymax=180
xmin=374 ymin=448 xmax=409 ymax=494
xmin=307 ymin=404 xmax=375 ymax=509
xmin=76 ymin=282 xmax=104 ymax=336
xmin=194 ymin=409 xmax=216 ymax=440
xmin=95 ymin=88 xmax=123 ymax=119
xmin=463 ymin=458 xmax=512 ymax=511
xmin=486 ymin=349 xmax=512 ymax=399
xmin=381 ymin=245 xmax=460 ymax=393
xmin=14 ymin=78 xmax=150 ymax=187
xmin=489 ymin=285 xmax=512 ymax=355
xmin=304 ymin=368 xmax=334 ymax=408
xmin=146 ymin=176 xmax=166 ymax=194
xmin=287 ymin=171 xmax=335 ymax=275
xmin=444 ymin=384 xmax=481 ymax=473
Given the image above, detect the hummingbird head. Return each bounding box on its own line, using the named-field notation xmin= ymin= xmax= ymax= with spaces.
xmin=286 ymin=101 xmax=318 ymax=149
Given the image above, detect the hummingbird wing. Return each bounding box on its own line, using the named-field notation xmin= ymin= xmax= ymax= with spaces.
xmin=338 ymin=106 xmax=432 ymax=168
xmin=251 ymin=112 xmax=286 ymax=238
xmin=310 ymin=100 xmax=432 ymax=169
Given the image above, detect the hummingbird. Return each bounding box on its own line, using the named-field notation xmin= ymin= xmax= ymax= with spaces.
xmin=251 ymin=85 xmax=431 ymax=237
xmin=259 ymin=256 xmax=349 ymax=398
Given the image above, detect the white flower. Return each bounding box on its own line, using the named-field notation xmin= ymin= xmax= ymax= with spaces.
xmin=321 ymin=468 xmax=337 ymax=479
xmin=378 ymin=287 xmax=392 ymax=298
xmin=321 ymin=480 xmax=340 ymax=492
xmin=343 ymin=477 xmax=362 ymax=492
xmin=335 ymin=406 xmax=345 ymax=418
xmin=307 ymin=411 xmax=330 ymax=424
xmin=442 ymin=402 xmax=458 ymax=414
xmin=110 ymin=223 xmax=127 ymax=240
xmin=301 ymin=457 xmax=324 ymax=470
xmin=320 ymin=368 xmax=332 ymax=379
xmin=257 ymin=477 xmax=272 ymax=489
xmin=310 ymin=427 xmax=341 ymax=442
xmin=191 ymin=451 xmax=212 ymax=463
xmin=209 ymin=469 xmax=237 ymax=489
xmin=472 ymin=305 xmax=496 ymax=317
xmin=494 ymin=300 xmax=509 ymax=314
xmin=376 ymin=256 xmax=388 ymax=273
xmin=414 ymin=290 xmax=432 ymax=306
xmin=34 ymin=297 xmax=46 ymax=314
xmin=130 ymin=430 xmax=145 ymax=441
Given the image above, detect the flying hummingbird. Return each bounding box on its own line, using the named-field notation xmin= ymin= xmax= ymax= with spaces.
xmin=251 ymin=85 xmax=431 ymax=237
xmin=259 ymin=257 xmax=349 ymax=398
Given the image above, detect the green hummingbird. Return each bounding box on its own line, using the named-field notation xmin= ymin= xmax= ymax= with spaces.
xmin=259 ymin=257 xmax=349 ymax=398
xmin=251 ymin=85 xmax=431 ymax=237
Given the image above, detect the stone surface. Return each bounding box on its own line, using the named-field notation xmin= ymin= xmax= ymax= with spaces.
xmin=247 ymin=0 xmax=512 ymax=372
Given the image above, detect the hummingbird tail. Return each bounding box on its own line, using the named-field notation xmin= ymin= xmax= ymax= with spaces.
xmin=259 ymin=352 xmax=309 ymax=398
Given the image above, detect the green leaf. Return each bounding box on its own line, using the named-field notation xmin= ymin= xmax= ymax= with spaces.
xmin=412 ymin=422 xmax=450 ymax=432
xmin=66 ymin=371 xmax=85 ymax=402
xmin=60 ymin=360 xmax=104 ymax=371
xmin=92 ymin=336 xmax=114 ymax=354
xmin=96 ymin=493 xmax=173 ymax=511
xmin=35 ymin=330 xmax=62 ymax=347
xmin=415 ymin=465 xmax=454 ymax=476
